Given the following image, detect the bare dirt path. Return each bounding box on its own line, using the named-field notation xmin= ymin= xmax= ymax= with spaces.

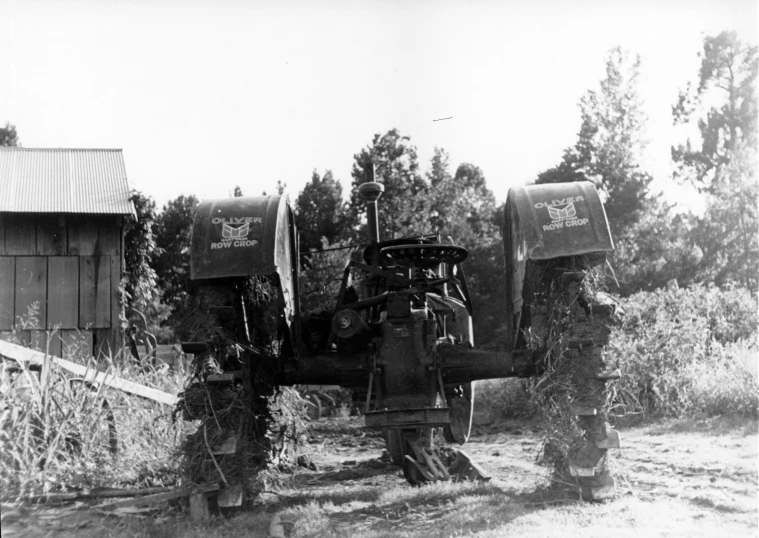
xmin=3 ymin=416 xmax=757 ymax=537
xmin=259 ymin=416 xmax=757 ymax=538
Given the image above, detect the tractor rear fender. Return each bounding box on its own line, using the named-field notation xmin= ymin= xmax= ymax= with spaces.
xmin=503 ymin=181 xmax=613 ymax=350
xmin=190 ymin=195 xmax=301 ymax=349
xmin=506 ymin=181 xmax=613 ymax=261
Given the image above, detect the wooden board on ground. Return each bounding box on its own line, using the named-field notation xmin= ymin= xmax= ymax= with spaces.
xmin=0 ymin=340 xmax=179 ymax=406
xmin=92 ymin=484 xmax=219 ymax=512
xmin=28 ymin=486 xmax=173 ymax=504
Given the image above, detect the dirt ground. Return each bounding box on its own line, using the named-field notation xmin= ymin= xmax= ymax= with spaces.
xmin=2 ymin=415 xmax=757 ymax=538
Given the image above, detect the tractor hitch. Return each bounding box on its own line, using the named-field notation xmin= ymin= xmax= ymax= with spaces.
xmin=400 ymin=431 xmax=491 ymax=486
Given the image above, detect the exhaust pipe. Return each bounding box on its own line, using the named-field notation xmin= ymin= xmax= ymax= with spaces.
xmin=358 ymin=180 xmax=384 ymax=246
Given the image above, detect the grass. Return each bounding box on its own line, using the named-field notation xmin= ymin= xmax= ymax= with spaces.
xmin=2 ymin=286 xmax=757 ymax=536
xmin=3 ymin=411 xmax=756 ymax=537
xmin=90 ymin=477 xmax=755 ymax=538
xmin=644 ymin=414 xmax=758 ymax=437
xmin=0 ymin=332 xmax=189 ymax=502
xmin=474 ymin=379 xmax=538 ymax=423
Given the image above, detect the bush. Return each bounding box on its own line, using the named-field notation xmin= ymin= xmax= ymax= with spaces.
xmin=609 ymin=284 xmax=758 ymax=420
xmin=474 ymin=379 xmax=539 ymax=421
xmin=476 ymin=284 xmax=758 ymax=424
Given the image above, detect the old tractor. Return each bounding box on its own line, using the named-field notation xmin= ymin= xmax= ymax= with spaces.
xmin=179 ymin=179 xmax=620 ymax=505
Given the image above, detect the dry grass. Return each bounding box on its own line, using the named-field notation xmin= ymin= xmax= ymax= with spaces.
xmin=120 ymin=477 xmax=754 ymax=538
xmin=2 ymin=285 xmax=757 ymax=536
xmin=148 ymin=414 xmax=756 ymax=538
xmin=3 ymin=413 xmax=756 ymax=538
xmin=0 ymin=332 xmax=189 ymax=502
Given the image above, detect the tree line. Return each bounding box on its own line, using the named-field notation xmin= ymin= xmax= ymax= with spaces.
xmin=2 ymin=30 xmax=755 ymax=345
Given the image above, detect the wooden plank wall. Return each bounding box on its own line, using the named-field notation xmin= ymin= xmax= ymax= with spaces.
xmin=0 ymin=257 xmax=13 ymax=330
xmin=100 ymin=218 xmax=123 ymax=356
xmin=4 ymin=216 xmax=36 ymax=255
xmin=0 ymin=214 xmax=124 ymax=358
xmin=48 ymin=257 xmax=79 ymax=329
xmin=14 ymin=257 xmax=47 ymax=328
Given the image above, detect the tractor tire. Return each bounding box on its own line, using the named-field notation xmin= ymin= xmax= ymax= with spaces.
xmin=177 ymin=278 xmax=286 ymax=507
xmin=443 ymin=382 xmax=474 ymax=445
xmin=527 ymin=257 xmax=621 ymax=502
xmin=566 ymin=286 xmax=619 ymax=502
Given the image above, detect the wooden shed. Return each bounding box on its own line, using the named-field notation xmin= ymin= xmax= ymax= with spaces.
xmin=0 ymin=148 xmax=135 ymax=359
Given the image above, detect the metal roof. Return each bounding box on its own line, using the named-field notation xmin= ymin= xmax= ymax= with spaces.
xmin=0 ymin=148 xmax=135 ymax=215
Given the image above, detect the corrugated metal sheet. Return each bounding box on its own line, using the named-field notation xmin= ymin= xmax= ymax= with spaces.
xmin=0 ymin=148 xmax=135 ymax=215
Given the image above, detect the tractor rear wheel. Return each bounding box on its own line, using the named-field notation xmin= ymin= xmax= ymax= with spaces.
xmin=566 ymin=285 xmax=619 ymax=501
xmin=443 ymin=382 xmax=474 ymax=445
xmin=526 ymin=257 xmax=621 ymax=502
xmin=177 ymin=278 xmax=286 ymax=507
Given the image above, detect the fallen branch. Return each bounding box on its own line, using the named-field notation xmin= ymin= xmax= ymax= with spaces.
xmin=523 ymin=499 xmax=584 ymax=506
xmin=260 ymin=490 xmax=289 ymax=497
xmin=92 ymin=483 xmax=219 ymax=511
xmin=202 ymin=422 xmax=229 ymax=486
xmin=25 ymin=486 xmax=175 ymax=504
xmin=27 ymin=492 xmax=80 ymax=504
xmin=82 ymin=486 xmax=174 ymax=499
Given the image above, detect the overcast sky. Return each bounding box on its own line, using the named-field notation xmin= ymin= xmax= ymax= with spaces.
xmin=1 ymin=0 xmax=756 ymax=209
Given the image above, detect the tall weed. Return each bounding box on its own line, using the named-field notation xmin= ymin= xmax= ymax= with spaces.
xmin=0 ymin=339 xmax=188 ymax=501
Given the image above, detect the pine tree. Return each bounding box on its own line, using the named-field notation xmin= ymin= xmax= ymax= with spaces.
xmin=0 ymin=122 xmax=19 ymax=147
xmin=673 ymin=31 xmax=758 ymax=290
xmin=153 ymin=195 xmax=200 ymax=311
xmin=537 ymin=47 xmax=653 ymax=236
xmin=672 ymin=31 xmax=758 ymax=194
xmin=347 ymin=129 xmax=430 ymax=241
xmin=295 ymin=170 xmax=346 ymax=253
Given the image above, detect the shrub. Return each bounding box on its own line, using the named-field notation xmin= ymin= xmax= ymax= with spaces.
xmin=474 ymin=379 xmax=539 ymax=421
xmin=609 ymin=284 xmax=758 ymax=419
xmin=477 ymin=284 xmax=758 ymax=424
